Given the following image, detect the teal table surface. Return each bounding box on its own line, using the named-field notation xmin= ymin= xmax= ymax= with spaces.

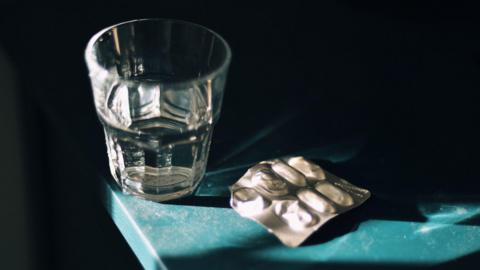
xmin=101 ymin=138 xmax=480 ymax=269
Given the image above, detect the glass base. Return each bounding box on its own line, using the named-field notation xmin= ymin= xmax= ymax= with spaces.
xmin=122 ymin=184 xmax=198 ymax=202
xmin=117 ymin=166 xmax=203 ymax=202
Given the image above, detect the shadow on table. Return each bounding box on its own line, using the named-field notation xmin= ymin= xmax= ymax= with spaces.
xmin=162 ymin=132 xmax=480 ymax=254
xmin=163 ymin=249 xmax=480 ymax=270
xmin=165 ymin=255 xmax=426 ymax=270
xmin=160 ymin=179 xmax=480 ymax=270
xmin=164 ymin=195 xmax=231 ymax=208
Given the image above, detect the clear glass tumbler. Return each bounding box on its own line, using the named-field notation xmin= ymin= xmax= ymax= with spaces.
xmin=85 ymin=19 xmax=231 ymax=201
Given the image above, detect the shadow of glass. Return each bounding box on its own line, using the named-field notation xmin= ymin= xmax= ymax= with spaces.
xmin=163 ymin=195 xmax=230 ymax=208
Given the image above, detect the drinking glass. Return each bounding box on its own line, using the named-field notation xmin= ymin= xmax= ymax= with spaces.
xmin=85 ymin=19 xmax=231 ymax=201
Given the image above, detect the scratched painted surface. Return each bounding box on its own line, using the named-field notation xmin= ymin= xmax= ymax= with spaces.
xmin=102 ymin=177 xmax=480 ymax=270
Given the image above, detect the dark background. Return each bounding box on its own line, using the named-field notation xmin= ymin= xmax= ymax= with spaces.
xmin=1 ymin=1 xmax=479 ymax=269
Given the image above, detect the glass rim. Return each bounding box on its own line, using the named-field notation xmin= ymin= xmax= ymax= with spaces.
xmin=85 ymin=18 xmax=232 ymax=85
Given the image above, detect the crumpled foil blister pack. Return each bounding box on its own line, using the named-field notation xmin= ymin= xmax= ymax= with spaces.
xmin=230 ymin=156 xmax=370 ymax=247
